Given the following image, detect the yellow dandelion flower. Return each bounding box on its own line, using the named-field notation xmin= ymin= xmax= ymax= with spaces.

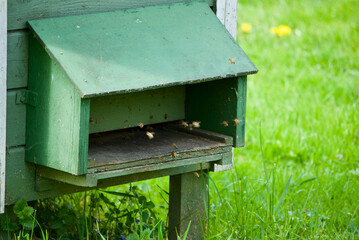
xmin=241 ymin=23 xmax=252 ymax=33
xmin=271 ymin=25 xmax=291 ymax=37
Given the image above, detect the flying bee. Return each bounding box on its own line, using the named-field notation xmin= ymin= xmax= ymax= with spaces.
xmin=229 ymin=58 xmax=235 ymax=64
xmin=146 ymin=131 xmax=155 ymax=140
xmin=171 ymin=151 xmax=177 ymax=158
xmin=192 ymin=121 xmax=201 ymax=128
xmin=138 ymin=122 xmax=144 ymax=128
xmin=233 ymin=118 xmax=241 ymax=126
xmin=173 ymin=143 xmax=178 ymax=149
xmin=221 ymin=121 xmax=229 ymax=127
xmin=181 ymin=121 xmax=189 ymax=127
xmin=194 ymin=172 xmax=200 ymax=178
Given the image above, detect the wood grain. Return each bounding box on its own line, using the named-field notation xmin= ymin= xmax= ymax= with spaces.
xmin=7 ymin=31 xmax=28 ymax=89
xmin=216 ymin=0 xmax=238 ymax=39
xmin=0 ymin=0 xmax=7 ymax=213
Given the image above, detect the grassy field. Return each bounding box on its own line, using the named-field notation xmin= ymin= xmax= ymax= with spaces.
xmin=5 ymin=0 xmax=358 ymax=239
xmin=205 ymin=0 xmax=359 ymax=238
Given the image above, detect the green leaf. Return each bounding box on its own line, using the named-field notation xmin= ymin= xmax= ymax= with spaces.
xmin=0 ymin=215 xmax=18 ymax=231
xmin=13 ymin=198 xmax=27 ymax=215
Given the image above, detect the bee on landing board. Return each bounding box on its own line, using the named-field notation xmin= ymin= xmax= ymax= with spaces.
xmin=146 ymin=131 xmax=155 ymax=140
xmin=181 ymin=121 xmax=189 ymax=128
xmin=192 ymin=121 xmax=200 ymax=128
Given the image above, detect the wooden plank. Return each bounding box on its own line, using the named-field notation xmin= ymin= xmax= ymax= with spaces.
xmin=186 ymin=77 xmax=247 ymax=147
xmin=0 ymin=0 xmax=7 ymax=214
xmin=6 ymin=89 xmax=26 ymax=147
xmin=87 ymin=128 xmax=230 ymax=171
xmin=89 ymin=86 xmax=185 ymax=134
xmin=8 ymin=0 xmax=215 ymax=30
xmin=7 ymin=31 xmax=28 ymax=89
xmin=95 ymin=154 xmax=225 ymax=180
xmin=168 ymin=171 xmax=208 ymax=239
xmin=216 ymin=0 xmax=237 ymax=39
xmin=28 ymin=1 xmax=257 ymax=98
xmin=26 ymin=36 xmax=87 ymax=175
xmin=5 ymin=146 xmax=213 ymax=205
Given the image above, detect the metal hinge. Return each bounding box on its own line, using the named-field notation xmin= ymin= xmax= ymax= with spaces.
xmin=16 ymin=90 xmax=38 ymax=107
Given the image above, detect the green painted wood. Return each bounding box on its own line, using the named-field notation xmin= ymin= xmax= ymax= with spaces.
xmin=89 ymin=86 xmax=185 ymax=134
xmin=7 ymin=31 xmax=28 ymax=89
xmin=8 ymin=0 xmax=215 ymax=30
xmin=28 ymin=1 xmax=257 ymax=98
xmin=5 ymin=146 xmax=213 ymax=205
xmin=6 ymin=89 xmax=26 ymax=147
xmin=26 ymin=36 xmax=89 ymax=175
xmin=168 ymin=171 xmax=208 ymax=240
xmin=37 ymin=166 xmax=97 ymax=187
xmin=36 ymin=152 xmax=226 ymax=187
xmin=186 ymin=76 xmax=247 ymax=147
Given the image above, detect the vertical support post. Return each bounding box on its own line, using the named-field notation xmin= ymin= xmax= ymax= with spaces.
xmin=168 ymin=171 xmax=208 ymax=240
xmin=216 ymin=0 xmax=238 ymax=39
xmin=0 ymin=0 xmax=7 ymax=214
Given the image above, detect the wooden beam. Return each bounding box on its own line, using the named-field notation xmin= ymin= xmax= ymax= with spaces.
xmin=216 ymin=0 xmax=237 ymax=39
xmin=0 ymin=0 xmax=7 ymax=213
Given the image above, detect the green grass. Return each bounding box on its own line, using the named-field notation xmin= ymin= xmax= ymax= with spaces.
xmin=204 ymin=0 xmax=359 ymax=238
xmin=6 ymin=0 xmax=358 ymax=239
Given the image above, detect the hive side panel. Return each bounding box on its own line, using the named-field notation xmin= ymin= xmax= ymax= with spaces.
xmin=186 ymin=77 xmax=247 ymax=147
xmin=26 ymin=36 xmax=85 ymax=175
xmin=7 ymin=31 xmax=29 ymax=89
xmin=8 ymin=0 xmax=214 ymax=30
xmin=6 ymin=90 xmax=26 ymax=147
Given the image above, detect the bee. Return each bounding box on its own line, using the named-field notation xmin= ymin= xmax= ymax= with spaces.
xmin=181 ymin=121 xmax=189 ymax=127
xmin=192 ymin=121 xmax=201 ymax=128
xmin=188 ymin=124 xmax=193 ymax=131
xmin=173 ymin=143 xmax=178 ymax=149
xmin=146 ymin=131 xmax=155 ymax=140
xmin=221 ymin=121 xmax=229 ymax=127
xmin=171 ymin=151 xmax=177 ymax=158
xmin=234 ymin=118 xmax=241 ymax=126
xmin=229 ymin=58 xmax=235 ymax=64
xmin=194 ymin=172 xmax=200 ymax=178
xmin=138 ymin=122 xmax=144 ymax=128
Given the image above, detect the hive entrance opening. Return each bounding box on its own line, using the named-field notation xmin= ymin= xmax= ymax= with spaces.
xmin=87 ymin=122 xmax=231 ymax=173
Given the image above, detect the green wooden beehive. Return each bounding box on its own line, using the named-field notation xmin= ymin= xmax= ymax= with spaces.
xmin=25 ymin=0 xmax=257 ymax=184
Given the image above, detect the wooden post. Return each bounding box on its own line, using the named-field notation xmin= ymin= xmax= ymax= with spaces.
xmin=168 ymin=171 xmax=208 ymax=240
xmin=0 ymin=0 xmax=7 ymax=214
xmin=216 ymin=0 xmax=238 ymax=39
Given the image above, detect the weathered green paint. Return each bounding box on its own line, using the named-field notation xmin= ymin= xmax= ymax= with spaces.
xmin=8 ymin=0 xmax=215 ymax=30
xmin=7 ymin=31 xmax=28 ymax=89
xmin=6 ymin=146 xmax=213 ymax=205
xmin=186 ymin=77 xmax=247 ymax=147
xmin=168 ymin=171 xmax=208 ymax=240
xmin=38 ymin=153 xmax=228 ymax=187
xmin=6 ymin=90 xmax=26 ymax=147
xmin=28 ymin=1 xmax=257 ymax=98
xmin=89 ymin=86 xmax=185 ymax=134
xmin=26 ymin=36 xmax=88 ymax=175
xmin=15 ymin=90 xmax=38 ymax=107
